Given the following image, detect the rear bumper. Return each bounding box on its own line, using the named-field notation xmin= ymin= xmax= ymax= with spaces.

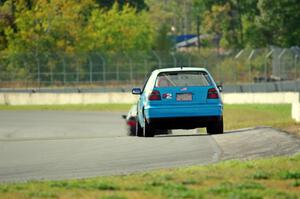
xmin=144 ymin=104 xmax=223 ymax=118
xmin=148 ymin=116 xmax=222 ymax=129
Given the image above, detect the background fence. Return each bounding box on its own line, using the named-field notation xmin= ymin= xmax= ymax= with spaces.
xmin=0 ymin=46 xmax=300 ymax=89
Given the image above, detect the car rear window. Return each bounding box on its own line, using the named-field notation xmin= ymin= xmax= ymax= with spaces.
xmin=155 ymin=71 xmax=211 ymax=87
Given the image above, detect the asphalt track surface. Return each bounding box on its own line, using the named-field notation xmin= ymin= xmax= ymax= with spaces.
xmin=0 ymin=111 xmax=300 ymax=183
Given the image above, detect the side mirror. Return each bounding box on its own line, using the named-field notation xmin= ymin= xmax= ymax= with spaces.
xmin=217 ymin=85 xmax=223 ymax=92
xmin=122 ymin=115 xmax=126 ymax=119
xmin=132 ymin=88 xmax=142 ymax=95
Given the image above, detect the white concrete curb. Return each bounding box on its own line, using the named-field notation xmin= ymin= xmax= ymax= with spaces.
xmin=0 ymin=92 xmax=299 ymax=122
xmin=221 ymin=92 xmax=300 ymax=122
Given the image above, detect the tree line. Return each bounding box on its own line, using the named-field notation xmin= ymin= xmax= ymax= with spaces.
xmin=0 ymin=0 xmax=300 ymax=55
xmin=0 ymin=0 xmax=153 ymax=55
xmin=148 ymin=0 xmax=300 ymax=49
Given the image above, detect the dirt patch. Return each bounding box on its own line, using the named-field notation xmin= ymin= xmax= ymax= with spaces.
xmin=283 ymin=125 xmax=300 ymax=138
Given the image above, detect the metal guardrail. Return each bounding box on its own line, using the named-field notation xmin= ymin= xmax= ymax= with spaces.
xmin=224 ymin=80 xmax=300 ymax=93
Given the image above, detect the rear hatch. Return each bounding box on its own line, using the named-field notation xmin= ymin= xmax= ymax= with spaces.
xmin=149 ymin=70 xmax=215 ymax=105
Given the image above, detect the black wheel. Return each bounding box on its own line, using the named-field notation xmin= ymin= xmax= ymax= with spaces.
xmin=127 ymin=128 xmax=135 ymax=136
xmin=143 ymin=119 xmax=155 ymax=137
xmin=207 ymin=117 xmax=224 ymax=135
xmin=136 ymin=118 xmax=143 ymax=137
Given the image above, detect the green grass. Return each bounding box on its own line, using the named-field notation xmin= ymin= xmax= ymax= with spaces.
xmin=224 ymin=104 xmax=293 ymax=130
xmin=1 ymin=155 xmax=300 ymax=199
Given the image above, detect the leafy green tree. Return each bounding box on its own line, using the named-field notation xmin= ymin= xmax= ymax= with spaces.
xmin=4 ymin=0 xmax=96 ymax=54
xmin=95 ymin=0 xmax=148 ymax=11
xmin=202 ymin=3 xmax=240 ymax=48
xmin=152 ymin=23 xmax=173 ymax=51
xmin=146 ymin=0 xmax=195 ymax=35
xmin=1 ymin=0 xmax=154 ymax=55
xmin=256 ymin=0 xmax=300 ymax=47
xmin=236 ymin=0 xmax=263 ymax=48
xmin=194 ymin=0 xmax=270 ymax=48
xmin=86 ymin=3 xmax=154 ymax=52
xmin=0 ymin=1 xmax=13 ymax=50
xmin=1 ymin=0 xmax=98 ymax=80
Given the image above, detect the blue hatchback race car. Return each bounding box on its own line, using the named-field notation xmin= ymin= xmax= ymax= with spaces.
xmin=132 ymin=67 xmax=223 ymax=137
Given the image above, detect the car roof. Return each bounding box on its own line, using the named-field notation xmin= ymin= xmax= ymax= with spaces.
xmin=152 ymin=67 xmax=208 ymax=75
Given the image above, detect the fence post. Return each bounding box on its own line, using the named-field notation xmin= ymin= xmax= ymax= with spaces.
xmin=264 ymin=49 xmax=273 ymax=81
xmin=216 ymin=52 xmax=221 ymax=83
xmin=130 ymin=57 xmax=133 ymax=83
xmin=247 ymin=49 xmax=255 ymax=82
xmin=116 ymin=62 xmax=120 ymax=81
xmin=152 ymin=51 xmax=162 ymax=68
xmin=188 ymin=54 xmax=192 ymax=67
xmin=50 ymin=55 xmax=54 ymax=85
xmin=35 ymin=56 xmax=41 ymax=86
xmin=170 ymin=52 xmax=177 ymax=67
xmin=22 ymin=60 xmax=28 ymax=86
xmin=124 ymin=53 xmax=133 ymax=83
xmin=62 ymin=55 xmax=66 ymax=85
xmin=88 ymin=55 xmax=93 ymax=84
xmin=234 ymin=49 xmax=244 ymax=83
xmin=97 ymin=53 xmax=106 ymax=83
xmin=144 ymin=59 xmax=148 ymax=79
xmin=278 ymin=48 xmax=287 ymax=80
xmin=76 ymin=55 xmax=79 ymax=83
xmin=295 ymin=54 xmax=298 ymax=80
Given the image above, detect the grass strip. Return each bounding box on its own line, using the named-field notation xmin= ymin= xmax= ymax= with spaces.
xmin=224 ymin=104 xmax=293 ymax=130
xmin=0 ymin=154 xmax=299 ymax=199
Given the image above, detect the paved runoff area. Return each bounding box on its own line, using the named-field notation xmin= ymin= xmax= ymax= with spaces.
xmin=0 ymin=111 xmax=300 ymax=183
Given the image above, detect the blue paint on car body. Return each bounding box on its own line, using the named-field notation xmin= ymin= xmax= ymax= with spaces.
xmin=132 ymin=67 xmax=224 ymax=137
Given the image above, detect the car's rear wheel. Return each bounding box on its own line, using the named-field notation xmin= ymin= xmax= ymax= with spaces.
xmin=144 ymin=119 xmax=155 ymax=137
xmin=207 ymin=118 xmax=224 ymax=134
xmin=136 ymin=118 xmax=143 ymax=137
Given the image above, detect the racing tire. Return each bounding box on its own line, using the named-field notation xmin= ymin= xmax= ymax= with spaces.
xmin=207 ymin=118 xmax=224 ymax=135
xmin=136 ymin=119 xmax=143 ymax=137
xmin=143 ymin=119 xmax=155 ymax=137
xmin=127 ymin=129 xmax=135 ymax=136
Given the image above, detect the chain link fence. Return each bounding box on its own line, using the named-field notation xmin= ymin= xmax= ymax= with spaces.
xmin=0 ymin=46 xmax=299 ymax=89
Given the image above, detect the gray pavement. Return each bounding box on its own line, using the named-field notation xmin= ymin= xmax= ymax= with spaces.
xmin=0 ymin=111 xmax=124 ymax=140
xmin=0 ymin=111 xmax=300 ymax=183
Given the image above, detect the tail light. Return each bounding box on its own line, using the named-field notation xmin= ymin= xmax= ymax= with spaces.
xmin=149 ymin=90 xmax=161 ymax=101
xmin=127 ymin=120 xmax=136 ymax=127
xmin=207 ymin=88 xmax=219 ymax=99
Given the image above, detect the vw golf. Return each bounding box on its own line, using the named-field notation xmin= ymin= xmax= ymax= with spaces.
xmin=132 ymin=67 xmax=223 ymax=137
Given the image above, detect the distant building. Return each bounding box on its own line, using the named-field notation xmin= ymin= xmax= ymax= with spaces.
xmin=174 ymin=34 xmax=210 ymax=50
